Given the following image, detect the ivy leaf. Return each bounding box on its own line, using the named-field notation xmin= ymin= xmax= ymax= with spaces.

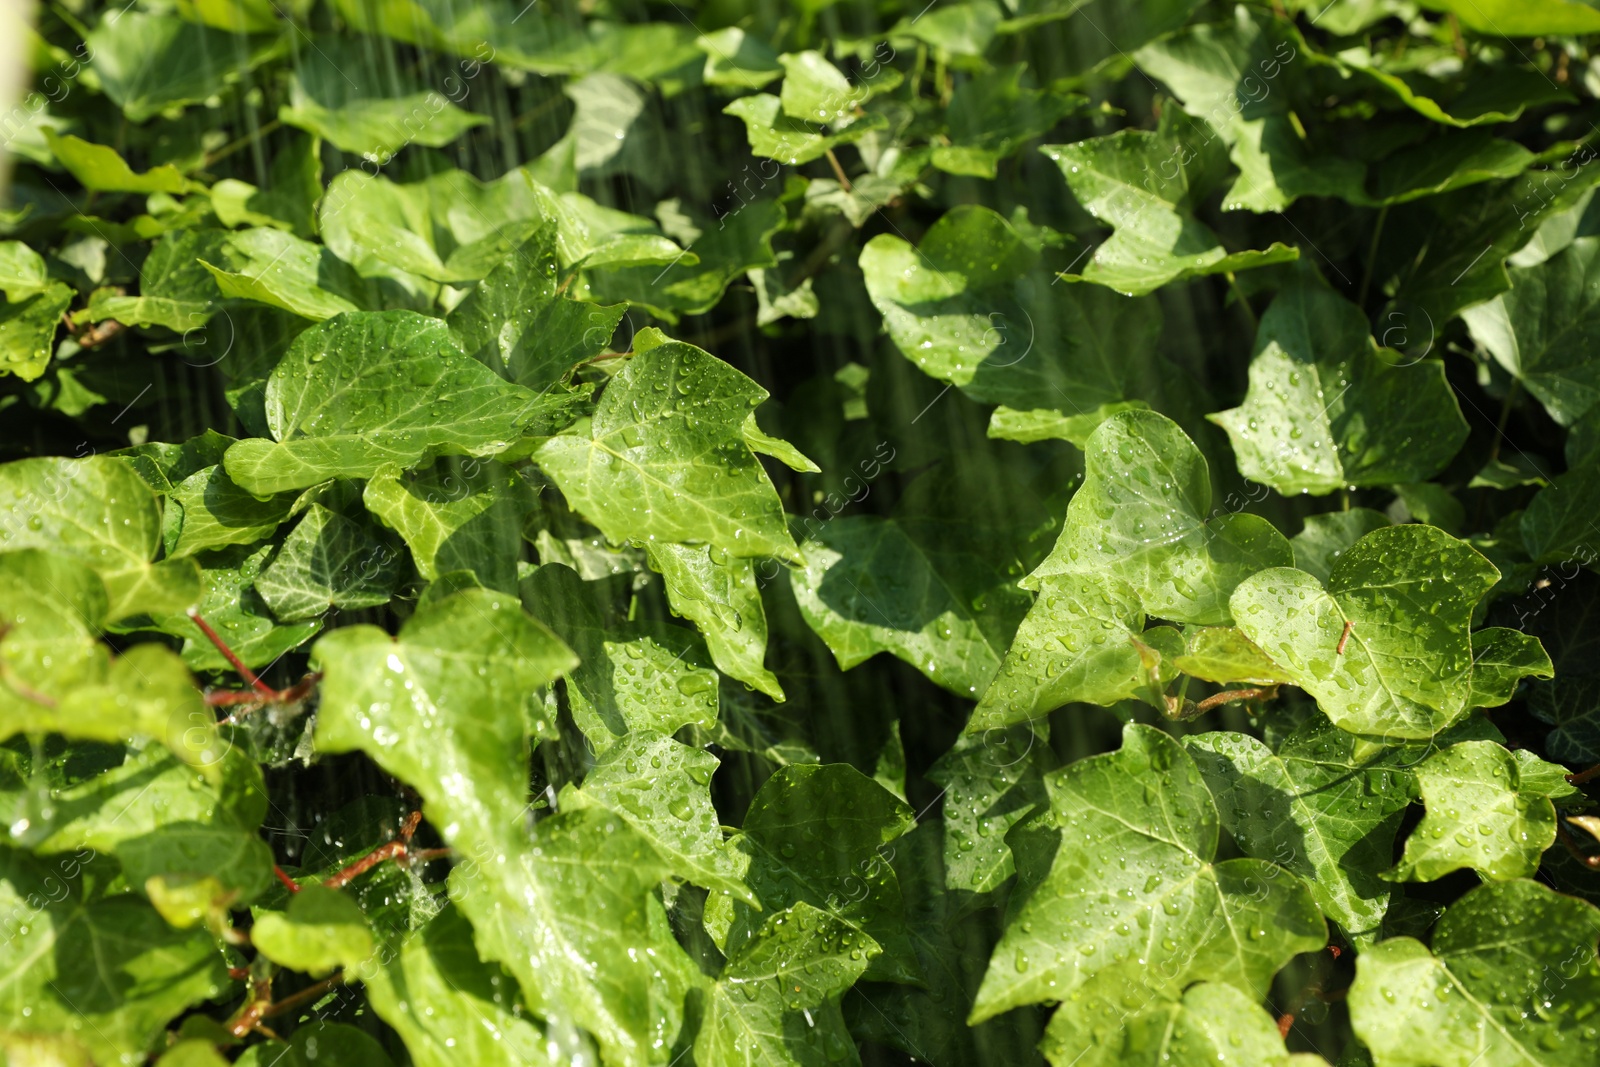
xmin=43 ymin=130 xmax=194 ymax=194
xmin=1209 ymin=277 xmax=1468 ymax=496
xmin=534 ymin=339 xmax=802 ymax=563
xmin=1042 ymin=980 xmax=1317 ymax=1067
xmin=1230 ymin=524 xmax=1499 ymax=739
xmin=790 ymin=515 xmax=1027 ymax=700
xmin=697 ymin=27 xmax=782 ymax=89
xmin=84 ymin=230 xmax=234 ymax=333
xmin=201 ymin=227 xmax=366 ymax=320
xmin=1042 ymin=110 xmax=1298 ymax=296
xmin=222 ymin=311 xmax=548 ymax=494
xmin=694 ymin=901 xmax=875 ymax=1067
xmin=646 ymin=543 xmax=782 ymax=700
xmin=724 ymin=94 xmax=888 ymax=166
xmin=251 ymin=886 xmax=376 ymax=977
xmin=0 ymin=278 xmax=72 ymax=381
xmin=706 ymin=763 xmax=919 ymax=985
xmin=314 ymin=592 xmax=688 ymax=1065
xmin=861 ymin=205 xmax=1176 ymax=428
xmin=969 ymin=725 xmax=1325 ymax=1030
xmin=1385 ymin=741 xmax=1557 ymax=883
xmin=1468 ymin=627 xmax=1554 ymax=708
xmin=1462 ymin=236 xmax=1600 ymax=427
xmin=278 ymin=38 xmax=488 ymax=158
xmin=86 ymin=11 xmax=282 ymax=122
xmin=1025 ymin=410 xmax=1294 ymax=625
xmin=1289 ymin=508 xmax=1392 ymax=584
xmin=1413 ymin=0 xmax=1600 ymax=35
xmin=1186 ymin=719 xmax=1414 ymax=944
xmin=933 ymin=65 xmax=1082 ymax=179
xmin=363 ymin=459 xmax=531 ymax=595
xmin=313 ymin=587 xmax=577 ymax=824
xmin=166 ymin=463 xmax=297 ymax=558
xmin=1349 ymin=879 xmax=1600 ymax=1066
xmin=1173 ymin=626 xmax=1291 ymax=685
xmin=0 ymin=241 xmax=53 ymax=300
xmin=446 ymin=239 xmax=626 ymax=390
xmin=560 ymin=731 xmax=748 ymax=900
xmin=1135 ymin=12 xmax=1364 ymax=213
xmin=520 ymin=563 xmax=719 ymax=748
xmin=968 ymin=573 xmax=1148 ymax=731
xmin=0 ymin=456 xmax=201 ymax=623
xmin=925 ymin=726 xmax=1054 ymax=894
xmin=150 ymin=544 xmax=322 ymax=671
xmin=363 ymin=905 xmax=561 ymax=1067
xmin=255 ymin=504 xmax=400 ymax=621
xmin=0 ymin=850 xmax=232 ymax=1065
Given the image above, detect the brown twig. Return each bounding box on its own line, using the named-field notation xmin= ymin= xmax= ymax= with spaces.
xmin=226 ymin=976 xmax=273 ymax=1038
xmin=1336 ymin=620 xmax=1353 ymax=656
xmin=1567 ymin=762 xmax=1600 ymax=786
xmin=262 ymin=972 xmax=345 ymax=1019
xmin=321 ymin=811 xmax=431 ymax=889
xmin=1191 ymin=686 xmax=1279 ymax=716
xmin=190 ymin=610 xmax=277 ymax=700
xmin=1558 ymin=823 xmax=1600 ymax=869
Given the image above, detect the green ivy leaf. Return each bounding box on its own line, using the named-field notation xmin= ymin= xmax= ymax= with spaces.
xmin=201 ymin=227 xmax=367 ymax=320
xmin=447 ymin=240 xmax=625 ymax=390
xmin=0 ymin=850 xmax=231 ymax=1066
xmin=1186 ymin=719 xmax=1414 ymax=944
xmin=534 ymin=339 xmax=802 ymax=563
xmin=84 ymin=230 xmax=234 ymax=333
xmin=1172 ymin=626 xmax=1291 ymax=685
xmin=278 ymin=38 xmax=488 ymax=158
xmin=255 ymin=504 xmax=400 ymax=621
xmin=1025 ymin=409 xmax=1294 ymax=625
xmin=706 ymin=763 xmax=919 ymax=985
xmin=1463 ymin=236 xmax=1600 ymax=427
xmin=694 ymin=901 xmax=875 ymax=1067
xmin=968 ymin=573 xmax=1148 ymax=730
xmin=1289 ymin=509 xmax=1392 ymax=584
xmin=791 ymin=515 xmax=1028 ymax=700
xmin=1041 ymin=980 xmax=1317 ymax=1067
xmin=1385 ymin=741 xmax=1557 ymax=882
xmin=647 ymin=542 xmax=782 ymax=700
xmin=1042 ymin=110 xmax=1298 ymax=295
xmin=1468 ymin=626 xmax=1554 ymax=708
xmin=150 ymin=544 xmax=322 ymax=670
xmin=1230 ymin=524 xmax=1498 ymax=739
xmin=561 ymin=730 xmax=748 ymax=899
xmin=222 ymin=311 xmax=548 ymax=494
xmin=165 ymin=463 xmax=296 ymax=558
xmin=969 ymin=725 xmax=1325 ymax=1032
xmin=925 ymin=726 xmax=1053 ymax=894
xmin=0 ymin=456 xmax=200 ymax=622
xmin=363 ymin=459 xmax=530 ymax=594
xmin=42 ymin=130 xmax=195 ymax=194
xmin=362 ymin=905 xmax=560 ymax=1067
xmin=1413 ymin=0 xmax=1600 ymax=35
xmin=0 ymin=241 xmax=53 ymax=301
xmin=251 ymin=886 xmax=376 ymax=977
xmin=0 ymin=278 xmax=72 ymax=381
xmin=1209 ymin=278 xmax=1468 ymax=496
xmin=519 ymin=563 xmax=720 ymax=749
xmin=1349 ymin=879 xmax=1600 ymax=1066
xmin=86 ymin=11 xmax=282 ymax=122
xmin=861 ymin=205 xmax=1176 ymax=428
xmin=933 ymin=65 xmax=1082 ymax=179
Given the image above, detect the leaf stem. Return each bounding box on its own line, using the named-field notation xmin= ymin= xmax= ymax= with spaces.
xmin=321 ymin=811 xmax=429 ymax=889
xmin=1190 ymin=686 xmax=1280 ymax=717
xmin=204 ymin=118 xmax=282 ymax=169
xmin=189 ymin=609 xmax=277 ymax=700
xmin=1566 ymin=762 xmax=1600 ymax=786
xmin=262 ymin=972 xmax=346 ymax=1019
xmin=1487 ymin=380 xmax=1520 ymax=464
xmin=824 ymin=148 xmax=853 ymax=192
xmin=1225 ymin=272 xmax=1257 ymax=335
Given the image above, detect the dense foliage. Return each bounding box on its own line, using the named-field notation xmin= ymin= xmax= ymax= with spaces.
xmin=5 ymin=0 xmax=1600 ymax=1063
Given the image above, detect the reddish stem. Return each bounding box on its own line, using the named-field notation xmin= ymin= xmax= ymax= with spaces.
xmin=1277 ymin=1013 xmax=1294 ymax=1040
xmin=273 ymin=865 xmax=302 ymax=894
xmin=1558 ymin=824 xmax=1600 ymax=869
xmin=1567 ymin=762 xmax=1600 ymax=786
xmin=1192 ymin=686 xmax=1279 ymax=716
xmin=227 ymin=976 xmax=273 ymax=1039
xmin=189 ymin=609 xmax=276 ymax=699
xmin=322 ymin=812 xmax=427 ymax=889
xmin=262 ymin=972 xmax=345 ymax=1019
xmin=1336 ymin=620 xmax=1353 ymax=656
